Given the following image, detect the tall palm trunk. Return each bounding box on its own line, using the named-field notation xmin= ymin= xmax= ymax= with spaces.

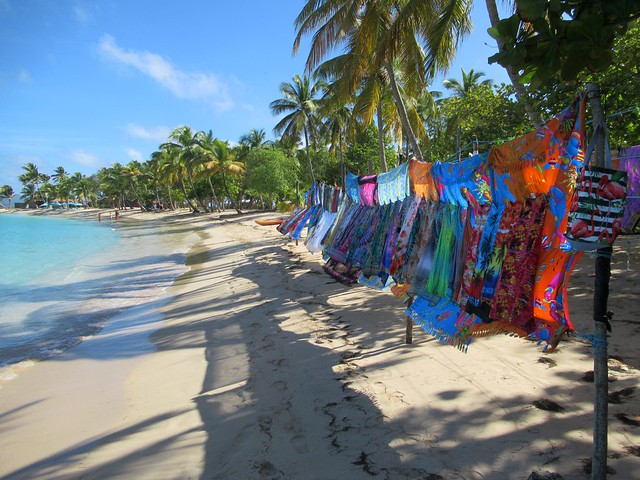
xmin=376 ymin=103 xmax=388 ymax=172
xmin=165 ymin=185 xmax=175 ymax=210
xmin=129 ymin=179 xmax=148 ymax=211
xmin=384 ymin=61 xmax=423 ymax=161
xmin=303 ymin=126 xmax=316 ymax=183
xmin=186 ymin=167 xmax=209 ymax=213
xmin=221 ymin=168 xmax=242 ymax=214
xmin=485 ymin=0 xmax=543 ymax=127
xmin=179 ymin=174 xmax=199 ymax=212
xmin=207 ymin=177 xmax=221 ymax=212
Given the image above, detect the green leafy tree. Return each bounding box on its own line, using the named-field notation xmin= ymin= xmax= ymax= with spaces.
xmin=0 ymin=185 xmax=14 ymax=207
xmin=122 ymin=161 xmax=149 ymax=211
xmin=18 ymin=162 xmax=44 ymax=206
xmin=245 ymin=148 xmax=299 ymax=206
xmin=428 ymin=83 xmax=530 ymax=160
xmin=488 ymin=0 xmax=640 ymax=86
xmin=344 ymin=125 xmax=396 ymax=176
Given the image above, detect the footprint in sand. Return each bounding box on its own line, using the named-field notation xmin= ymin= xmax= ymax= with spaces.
xmin=272 ymin=380 xmax=288 ymax=392
xmin=290 ymin=435 xmax=310 ymax=454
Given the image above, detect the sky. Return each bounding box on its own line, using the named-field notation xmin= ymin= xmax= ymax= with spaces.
xmin=0 ymin=0 xmax=512 ymax=194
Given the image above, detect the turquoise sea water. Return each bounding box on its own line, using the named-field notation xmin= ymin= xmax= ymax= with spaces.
xmin=0 ymin=214 xmax=197 ymax=376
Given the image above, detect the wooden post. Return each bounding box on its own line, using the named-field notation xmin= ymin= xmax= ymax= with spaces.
xmin=405 ymin=297 xmax=414 ymax=344
xmin=586 ymin=82 xmax=610 ymax=480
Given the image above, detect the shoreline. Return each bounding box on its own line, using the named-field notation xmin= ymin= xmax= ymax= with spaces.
xmin=0 ymin=208 xmax=199 ymax=379
xmin=0 ymin=211 xmax=638 ymax=479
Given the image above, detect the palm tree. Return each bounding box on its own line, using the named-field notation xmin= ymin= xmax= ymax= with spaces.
xmin=201 ymin=139 xmax=245 ymax=213
xmin=162 ymin=126 xmax=208 ymax=212
xmin=239 ymin=128 xmax=268 ymax=150
xmin=150 ymin=148 xmax=180 ymax=210
xmin=20 ymin=184 xmax=37 ymax=208
xmin=122 ymin=161 xmax=148 ymax=211
xmin=442 ymin=68 xmax=493 ymax=98
xmin=69 ymin=172 xmax=94 ymax=207
xmin=18 ymin=162 xmax=44 ymax=205
xmin=98 ymin=163 xmax=129 ymax=209
xmin=51 ymin=166 xmax=68 ymax=184
xmin=270 ymin=74 xmax=325 ymax=183
xmin=194 ymin=130 xmax=223 ymax=211
xmin=321 ymin=102 xmax=356 ymax=186
xmin=51 ymin=166 xmax=71 ymax=206
xmin=294 ymin=0 xmax=473 ymax=162
xmin=0 ymin=185 xmax=14 ymax=208
xmin=161 ymin=144 xmax=199 ymax=212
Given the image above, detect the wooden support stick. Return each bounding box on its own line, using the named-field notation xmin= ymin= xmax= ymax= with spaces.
xmin=405 ymin=297 xmax=414 ymax=344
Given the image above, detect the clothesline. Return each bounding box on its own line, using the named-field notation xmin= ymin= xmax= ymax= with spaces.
xmin=278 ymin=97 xmax=633 ymax=353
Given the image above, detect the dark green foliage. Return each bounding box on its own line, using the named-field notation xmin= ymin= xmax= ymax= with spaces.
xmin=245 ymin=147 xmax=299 ymax=199
xmin=488 ymin=0 xmax=640 ymax=86
xmin=427 ymin=84 xmax=531 ymax=160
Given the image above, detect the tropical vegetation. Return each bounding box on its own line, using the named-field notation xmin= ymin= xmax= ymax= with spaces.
xmin=5 ymin=2 xmax=640 ymax=211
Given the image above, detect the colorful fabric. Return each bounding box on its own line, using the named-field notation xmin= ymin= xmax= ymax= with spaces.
xmin=409 ymin=160 xmax=439 ymax=201
xmin=407 ymin=295 xmax=482 ymax=352
xmin=377 ymin=162 xmax=411 ymax=205
xmin=489 ymin=100 xmax=586 ymax=203
xmin=306 ymin=210 xmax=337 ymax=253
xmin=488 ymin=196 xmax=547 ymax=334
xmin=300 ymin=97 xmax=595 ymax=352
xmin=381 ymin=200 xmax=406 ymax=272
xmin=403 ymin=201 xmax=440 ymax=288
xmin=432 ymin=154 xmax=491 ymax=207
xmin=619 ymin=146 xmax=640 ymax=230
xmin=456 ymin=203 xmax=491 ymax=307
xmin=389 ymin=196 xmax=423 ymax=276
xmin=566 ymin=166 xmax=628 ymax=248
xmin=345 ymin=173 xmax=360 ymax=203
xmin=359 ymin=175 xmax=378 ymax=206
xmin=531 ymin=98 xmax=587 ymax=332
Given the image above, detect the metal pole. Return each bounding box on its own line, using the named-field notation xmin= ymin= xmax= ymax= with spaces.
xmin=586 ymin=82 xmax=610 ymax=480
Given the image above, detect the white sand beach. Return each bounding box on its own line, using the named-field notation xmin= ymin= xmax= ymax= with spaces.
xmin=0 ymin=210 xmax=639 ymax=479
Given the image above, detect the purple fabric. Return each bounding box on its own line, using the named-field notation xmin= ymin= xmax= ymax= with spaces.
xmin=619 ymin=146 xmax=640 ymax=229
xmin=359 ymin=175 xmax=378 ymax=206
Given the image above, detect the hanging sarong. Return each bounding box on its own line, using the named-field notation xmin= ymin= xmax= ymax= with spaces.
xmin=306 ymin=210 xmax=337 ymax=253
xmin=409 ymin=160 xmax=439 ymax=201
xmin=345 ymin=173 xmax=360 ymax=203
xmin=403 ymin=201 xmax=439 ymax=289
xmin=619 ymin=146 xmax=640 ymax=230
xmin=377 ymin=163 xmax=410 ymax=205
xmin=359 ymin=175 xmax=378 ymax=206
xmin=389 ymin=195 xmax=423 ymax=277
xmin=488 ymin=196 xmax=548 ymax=334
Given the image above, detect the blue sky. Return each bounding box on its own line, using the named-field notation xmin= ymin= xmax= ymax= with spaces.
xmin=0 ymin=0 xmax=511 ymax=193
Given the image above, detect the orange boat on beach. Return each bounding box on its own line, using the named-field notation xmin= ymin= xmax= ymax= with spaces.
xmin=255 ymin=218 xmax=285 ymax=226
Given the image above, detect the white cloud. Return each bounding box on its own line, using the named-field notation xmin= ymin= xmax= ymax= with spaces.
xmin=17 ymin=68 xmax=31 ymax=83
xmin=74 ymin=5 xmax=91 ymax=23
xmin=126 ymin=123 xmax=171 ymax=142
xmin=126 ymin=148 xmax=143 ymax=161
xmin=69 ymin=150 xmax=101 ymax=167
xmin=98 ymin=34 xmax=234 ymax=111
